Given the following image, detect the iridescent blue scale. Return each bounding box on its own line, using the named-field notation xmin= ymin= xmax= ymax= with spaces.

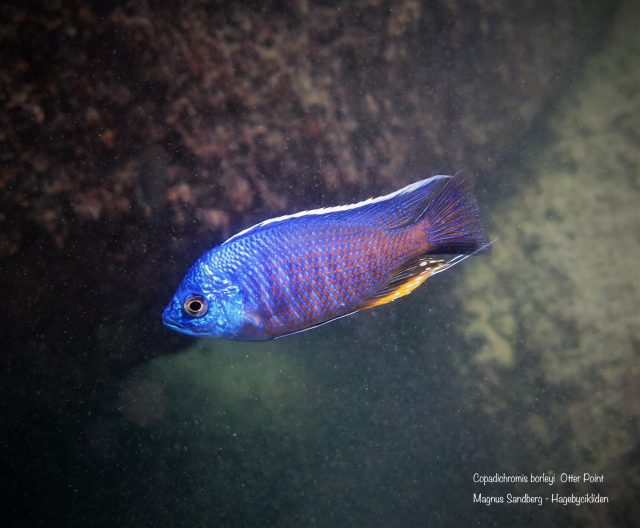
xmin=163 ymin=174 xmax=488 ymax=340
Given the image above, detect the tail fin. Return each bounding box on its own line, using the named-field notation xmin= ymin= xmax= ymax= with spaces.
xmin=418 ymin=174 xmax=487 ymax=254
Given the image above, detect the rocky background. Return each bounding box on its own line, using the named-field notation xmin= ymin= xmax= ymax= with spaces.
xmin=455 ymin=2 xmax=640 ymax=525
xmin=1 ymin=0 xmax=613 ymax=421
xmin=0 ymin=0 xmax=627 ymax=526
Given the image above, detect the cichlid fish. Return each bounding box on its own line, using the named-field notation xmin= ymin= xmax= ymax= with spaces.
xmin=162 ymin=174 xmax=489 ymax=340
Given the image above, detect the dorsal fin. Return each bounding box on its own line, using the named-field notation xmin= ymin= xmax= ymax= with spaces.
xmin=349 ymin=175 xmax=451 ymax=229
xmin=223 ymin=175 xmax=452 ymax=245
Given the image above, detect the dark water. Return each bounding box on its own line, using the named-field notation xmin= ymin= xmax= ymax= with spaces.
xmin=15 ymin=293 xmax=534 ymax=527
xmin=3 ymin=1 xmax=639 ymax=527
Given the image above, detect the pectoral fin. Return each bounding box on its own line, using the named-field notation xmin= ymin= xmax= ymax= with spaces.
xmin=237 ymin=311 xmax=272 ymax=341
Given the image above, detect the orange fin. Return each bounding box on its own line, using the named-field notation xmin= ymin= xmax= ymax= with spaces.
xmin=361 ymin=256 xmax=449 ymax=309
xmin=361 ymin=241 xmax=495 ymax=310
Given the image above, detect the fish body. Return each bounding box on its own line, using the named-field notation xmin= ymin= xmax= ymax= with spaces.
xmin=162 ymin=174 xmax=488 ymax=340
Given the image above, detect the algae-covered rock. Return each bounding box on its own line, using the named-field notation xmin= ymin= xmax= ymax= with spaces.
xmin=455 ymin=2 xmax=640 ymax=525
xmin=0 ymin=0 xmax=616 ymax=429
xmin=80 ymin=340 xmax=322 ymax=527
xmin=1 ymin=0 xmax=613 ymax=253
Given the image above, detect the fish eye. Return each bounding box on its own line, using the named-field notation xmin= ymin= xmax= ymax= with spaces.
xmin=183 ymin=295 xmax=208 ymax=317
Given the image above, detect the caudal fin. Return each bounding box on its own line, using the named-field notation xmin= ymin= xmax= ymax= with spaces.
xmin=418 ymin=174 xmax=487 ymax=254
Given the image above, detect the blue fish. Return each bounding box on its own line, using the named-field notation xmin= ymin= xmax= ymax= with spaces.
xmin=162 ymin=174 xmax=489 ymax=340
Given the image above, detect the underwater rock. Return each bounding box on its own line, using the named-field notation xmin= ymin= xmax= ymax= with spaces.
xmin=0 ymin=0 xmax=616 ymax=426
xmin=1 ymin=0 xmax=615 ymax=252
xmin=454 ymin=2 xmax=639 ymax=525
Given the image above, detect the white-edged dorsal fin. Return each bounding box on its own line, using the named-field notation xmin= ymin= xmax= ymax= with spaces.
xmin=223 ymin=175 xmax=452 ymax=245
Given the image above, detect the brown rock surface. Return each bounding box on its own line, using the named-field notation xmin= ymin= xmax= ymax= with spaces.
xmin=0 ymin=0 xmax=615 ymax=423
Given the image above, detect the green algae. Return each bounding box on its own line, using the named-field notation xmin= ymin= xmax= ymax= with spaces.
xmin=120 ymin=339 xmax=316 ymax=434
xmin=454 ymin=2 xmax=640 ymax=525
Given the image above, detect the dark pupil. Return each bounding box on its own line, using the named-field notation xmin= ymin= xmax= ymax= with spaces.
xmin=189 ymin=300 xmax=202 ymax=312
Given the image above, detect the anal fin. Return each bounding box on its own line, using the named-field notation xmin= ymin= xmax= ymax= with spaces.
xmin=362 ymin=240 xmax=495 ymax=310
xmin=362 ymin=256 xmax=449 ymax=309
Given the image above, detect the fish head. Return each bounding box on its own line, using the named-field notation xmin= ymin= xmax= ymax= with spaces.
xmin=162 ymin=253 xmax=244 ymax=338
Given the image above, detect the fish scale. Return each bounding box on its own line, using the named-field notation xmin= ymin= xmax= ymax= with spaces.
xmin=162 ymin=174 xmax=489 ymax=340
xmin=233 ymin=222 xmax=411 ymax=335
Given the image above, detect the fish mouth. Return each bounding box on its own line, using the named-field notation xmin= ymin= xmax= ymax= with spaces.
xmin=161 ymin=305 xmax=188 ymax=334
xmin=162 ymin=316 xmax=201 ymax=336
xmin=162 ymin=310 xmax=209 ymax=336
xmin=162 ymin=317 xmax=184 ymax=332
